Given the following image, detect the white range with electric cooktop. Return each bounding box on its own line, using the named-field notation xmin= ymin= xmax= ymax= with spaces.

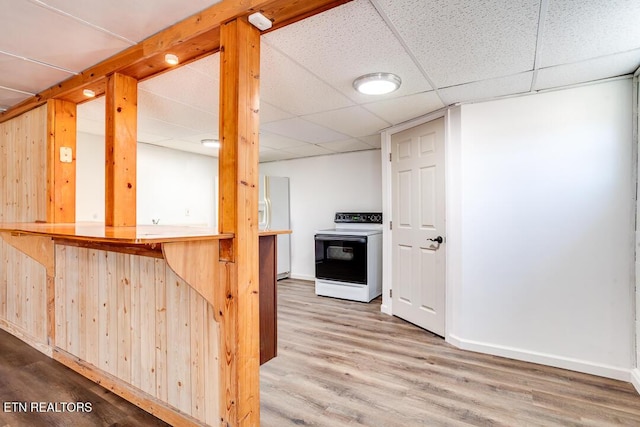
xmin=314 ymin=212 xmax=383 ymax=302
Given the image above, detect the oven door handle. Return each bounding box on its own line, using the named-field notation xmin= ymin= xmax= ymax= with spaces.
xmin=314 ymin=234 xmax=367 ymax=244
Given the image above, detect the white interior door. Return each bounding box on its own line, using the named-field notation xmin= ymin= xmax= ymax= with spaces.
xmin=391 ymin=117 xmax=445 ymax=336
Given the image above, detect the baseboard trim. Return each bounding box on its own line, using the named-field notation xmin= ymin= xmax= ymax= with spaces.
xmin=447 ymin=333 xmax=631 ymax=382
xmin=288 ymin=273 xmax=315 ymax=282
xmin=53 ymin=348 xmax=208 ymax=427
xmin=0 ymin=319 xmax=52 ymax=358
xmin=631 ymin=369 xmax=640 ymax=394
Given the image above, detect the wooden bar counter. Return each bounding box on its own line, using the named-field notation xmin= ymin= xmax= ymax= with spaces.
xmin=0 ymin=222 xmax=289 ymax=426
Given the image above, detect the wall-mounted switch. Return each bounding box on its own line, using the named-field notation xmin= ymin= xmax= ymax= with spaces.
xmin=60 ymin=147 xmax=73 ymax=163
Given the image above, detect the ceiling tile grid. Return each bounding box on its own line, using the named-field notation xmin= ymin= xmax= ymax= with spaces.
xmin=34 ymin=0 xmax=222 ymax=43
xmin=539 ymin=0 xmax=640 ymax=68
xmin=535 ymin=48 xmax=640 ymax=91
xmin=262 ymin=0 xmax=433 ymax=103
xmin=260 ymin=42 xmax=356 ymax=116
xmin=373 ymin=0 xmax=541 ymax=88
xmin=0 ymin=52 xmax=74 ymax=94
xmin=261 ymin=117 xmax=350 ymax=145
xmin=0 ymin=0 xmax=132 ymax=72
xmin=138 ymin=90 xmax=216 ymax=135
xmin=362 ymin=91 xmax=445 ymax=125
xmin=439 ymin=72 xmax=533 ymax=105
xmin=303 ymin=105 xmax=390 ymax=138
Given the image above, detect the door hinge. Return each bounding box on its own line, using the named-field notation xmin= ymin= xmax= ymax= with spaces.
xmin=390 ymin=289 xmax=393 ymax=298
xmin=389 ymin=152 xmax=392 ymax=162
xmin=389 ymin=221 xmax=392 ymax=230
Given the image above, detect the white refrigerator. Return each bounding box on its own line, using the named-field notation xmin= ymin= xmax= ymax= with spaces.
xmin=258 ymin=175 xmax=291 ymax=279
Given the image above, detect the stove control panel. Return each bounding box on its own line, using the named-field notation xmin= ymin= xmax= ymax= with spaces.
xmin=334 ymin=212 xmax=383 ymax=224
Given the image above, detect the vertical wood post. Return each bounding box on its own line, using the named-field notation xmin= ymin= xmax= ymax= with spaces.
xmin=105 ymin=73 xmax=137 ymax=227
xmin=218 ymin=17 xmax=261 ymax=426
xmin=46 ymin=99 xmax=77 ymax=223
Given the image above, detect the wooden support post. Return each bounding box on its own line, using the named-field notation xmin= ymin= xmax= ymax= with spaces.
xmin=105 ymin=73 xmax=137 ymax=227
xmin=218 ymin=17 xmax=261 ymax=426
xmin=46 ymin=99 xmax=77 ymax=223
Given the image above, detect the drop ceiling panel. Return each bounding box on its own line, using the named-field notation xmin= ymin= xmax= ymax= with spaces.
xmin=138 ymin=90 xmax=216 ymax=135
xmin=303 ymin=106 xmax=390 ymax=138
xmin=363 ymin=91 xmax=445 ymax=125
xmin=263 ymin=0 xmax=432 ymax=102
xmin=261 ymin=117 xmax=350 ymax=144
xmin=259 ymin=148 xmax=299 ymax=163
xmin=317 ymin=138 xmax=375 ymax=153
xmin=359 ymin=134 xmax=382 ymax=149
xmin=374 ymin=0 xmax=540 ymax=88
xmin=260 ymin=102 xmax=294 ymax=124
xmin=139 ymin=65 xmax=218 ymax=114
xmin=535 ymin=49 xmax=640 ymax=91
xmin=0 ymin=88 xmax=30 ymax=110
xmin=37 ymin=0 xmax=222 ymax=43
xmin=0 ymin=53 xmax=74 ymax=94
xmin=439 ymin=72 xmax=533 ymax=105
xmin=0 ymin=0 xmax=132 ymax=72
xmin=261 ymin=42 xmax=354 ymax=116
xmin=281 ymin=144 xmax=335 ymax=157
xmin=539 ymin=0 xmax=640 ymax=68
xmin=136 ymin=116 xmax=202 ymax=141
xmin=259 ymin=132 xmax=309 ymax=150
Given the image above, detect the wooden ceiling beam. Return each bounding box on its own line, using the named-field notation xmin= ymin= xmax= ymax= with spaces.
xmin=0 ymin=0 xmax=351 ymax=124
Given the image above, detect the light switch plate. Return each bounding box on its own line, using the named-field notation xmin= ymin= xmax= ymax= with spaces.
xmin=60 ymin=147 xmax=72 ymax=163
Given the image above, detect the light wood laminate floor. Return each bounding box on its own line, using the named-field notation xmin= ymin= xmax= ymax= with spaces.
xmin=260 ymin=279 xmax=640 ymax=426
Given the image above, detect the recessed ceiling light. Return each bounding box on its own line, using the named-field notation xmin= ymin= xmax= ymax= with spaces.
xmin=164 ymin=53 xmax=179 ymax=66
xmin=353 ymin=72 xmax=401 ymax=95
xmin=201 ymin=138 xmax=220 ymax=148
xmin=82 ymin=89 xmax=96 ymax=98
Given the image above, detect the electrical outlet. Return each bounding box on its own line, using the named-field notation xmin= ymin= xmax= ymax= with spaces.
xmin=60 ymin=147 xmax=72 ymax=163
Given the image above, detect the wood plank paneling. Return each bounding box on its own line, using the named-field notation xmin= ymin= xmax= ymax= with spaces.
xmin=54 ymin=245 xmax=220 ymax=425
xmin=0 ymin=105 xmax=48 ymax=346
xmin=218 ymin=17 xmax=262 ymax=426
xmin=105 ymin=72 xmax=137 ymax=227
xmin=46 ymin=99 xmax=77 ymax=223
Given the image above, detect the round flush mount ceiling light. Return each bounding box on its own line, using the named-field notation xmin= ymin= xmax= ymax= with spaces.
xmin=164 ymin=53 xmax=179 ymax=66
xmin=353 ymin=72 xmax=401 ymax=95
xmin=201 ymin=138 xmax=220 ymax=148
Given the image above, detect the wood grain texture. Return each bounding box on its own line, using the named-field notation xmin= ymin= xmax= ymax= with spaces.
xmin=260 ymin=279 xmax=640 ymax=427
xmin=218 ymin=16 xmax=262 ymax=427
xmin=54 ymin=244 xmax=220 ymax=425
xmin=105 ymin=72 xmax=137 ymax=227
xmin=0 ymin=105 xmax=48 ymax=346
xmin=0 ymin=0 xmax=352 ymax=124
xmin=46 ymin=99 xmax=77 ymax=223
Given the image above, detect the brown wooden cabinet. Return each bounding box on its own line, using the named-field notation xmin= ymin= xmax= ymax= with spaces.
xmin=259 ymin=234 xmax=278 ymax=365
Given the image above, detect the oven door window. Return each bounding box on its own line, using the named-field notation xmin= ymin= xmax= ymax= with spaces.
xmin=315 ymin=235 xmax=367 ymax=284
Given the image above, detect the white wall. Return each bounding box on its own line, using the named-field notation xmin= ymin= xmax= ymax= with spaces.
xmin=260 ymin=150 xmax=383 ymax=280
xmin=76 ymin=133 xmax=218 ymax=227
xmin=447 ymin=79 xmax=635 ymax=380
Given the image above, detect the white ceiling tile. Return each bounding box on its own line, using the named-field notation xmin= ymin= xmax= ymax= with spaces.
xmin=281 ymin=144 xmax=335 ymax=157
xmin=359 ymin=134 xmax=382 ymax=149
xmin=0 ymin=0 xmax=132 ymax=72
xmin=142 ymin=139 xmax=219 ymax=158
xmin=0 ymin=53 xmax=74 ymax=94
xmin=259 ymin=132 xmax=308 ymax=150
xmin=138 ymin=90 xmax=216 ymax=135
xmin=374 ymin=0 xmax=540 ymax=87
xmin=77 ymin=97 xmax=105 ymax=121
xmin=363 ymin=91 xmax=445 ymax=125
xmin=535 ymin=49 xmax=640 ymax=91
xmin=0 ymin=87 xmax=30 ymax=110
xmin=317 ymin=139 xmax=375 ymax=153
xmin=139 ymin=65 xmax=218 ymax=114
xmin=38 ymin=0 xmax=222 ymax=43
xmin=259 ymin=149 xmax=300 ymax=163
xmin=261 ymin=42 xmax=354 ymax=115
xmin=260 ymin=102 xmax=294 ymax=124
xmin=263 ymin=0 xmax=432 ymax=102
xmin=539 ymin=0 xmax=640 ymax=67
xmin=261 ymin=118 xmax=350 ymax=144
xmin=439 ymin=72 xmax=533 ymax=105
xmin=303 ymin=106 xmax=390 ymax=138
xmin=136 ymin=116 xmax=201 ymax=141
